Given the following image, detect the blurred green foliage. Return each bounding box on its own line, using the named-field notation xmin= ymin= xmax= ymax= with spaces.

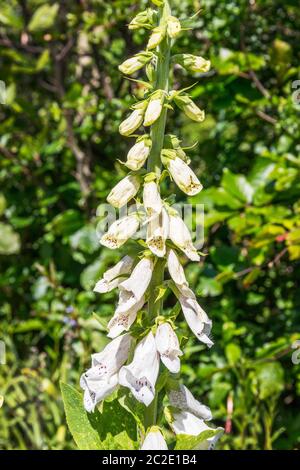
xmin=0 ymin=0 xmax=300 ymax=450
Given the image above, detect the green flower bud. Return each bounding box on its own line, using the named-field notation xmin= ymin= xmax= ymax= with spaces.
xmin=119 ymin=51 xmax=153 ymax=75
xmin=128 ymin=9 xmax=157 ymax=30
xmin=164 ymin=134 xmax=189 ymax=162
xmin=151 ymin=0 xmax=164 ymax=6
xmin=174 ymin=94 xmax=205 ymax=122
xmin=147 ymin=26 xmax=165 ymax=50
xmin=167 ymin=16 xmax=181 ymax=39
xmin=173 ymin=54 xmax=211 ymax=73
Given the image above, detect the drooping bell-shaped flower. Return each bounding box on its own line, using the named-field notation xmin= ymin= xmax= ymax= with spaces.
xmin=80 ymin=334 xmax=132 ymax=412
xmin=143 ymin=179 xmax=163 ymax=216
xmin=108 ymin=296 xmax=145 ymax=338
xmin=162 ymin=149 xmax=202 ymax=196
xmin=173 ymin=94 xmax=205 ymax=122
xmin=174 ymin=54 xmax=211 ymax=73
xmin=168 ymin=211 xmax=200 ymax=261
xmin=119 ymin=51 xmax=153 ymax=75
xmin=178 ymin=291 xmax=213 ymax=347
xmin=107 ymin=174 xmax=140 ymax=209
xmin=167 ymin=16 xmax=181 ymax=38
xmin=100 ymin=214 xmax=140 ymax=249
xmin=117 ymin=257 xmax=154 ymax=312
xmin=141 ymin=426 xmax=168 ymax=450
xmin=119 ymin=101 xmax=148 ymax=136
xmin=82 ymin=374 xmax=119 ymax=413
xmin=94 ymin=255 xmax=134 ymax=293
xmin=119 ymin=331 xmax=160 ymax=406
xmin=168 ymin=384 xmax=212 ymax=420
xmin=170 ymin=411 xmax=223 ymax=450
xmin=167 ymin=249 xmax=190 ymax=296
xmin=85 ymin=334 xmax=132 ymax=379
xmin=155 ymin=322 xmax=182 ymax=373
xmin=144 ymin=90 xmax=165 ymax=127
xmin=125 ymin=135 xmax=152 ymax=171
xmin=146 ymin=208 xmax=169 ymax=258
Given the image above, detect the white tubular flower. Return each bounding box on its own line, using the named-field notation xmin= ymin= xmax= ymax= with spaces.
xmin=167 ymin=249 xmax=190 ymax=295
xmin=100 ymin=214 xmax=140 ymax=249
xmin=141 ymin=427 xmax=168 ymax=450
xmin=126 ymin=136 xmax=152 ymax=171
xmin=144 ymin=90 xmax=165 ymax=127
xmin=147 ymin=26 xmax=165 ymax=50
xmin=146 ymin=209 xmax=169 ymax=258
xmin=179 ymin=292 xmax=213 ymax=347
xmin=119 ymin=51 xmax=153 ymax=75
xmin=168 ymin=384 xmax=212 ymax=420
xmin=143 ymin=180 xmax=163 ymax=216
xmin=82 ymin=374 xmax=118 ymax=413
xmin=107 ymin=174 xmax=140 ymax=209
xmin=171 ymin=411 xmax=223 ymax=450
xmin=119 ymin=101 xmax=148 ymax=136
xmin=174 ymin=94 xmax=205 ymax=122
xmin=119 ymin=332 xmax=160 ymax=406
xmin=108 ymin=296 xmax=145 ymax=338
xmin=168 ymin=211 xmax=200 ymax=261
xmin=94 ymin=255 xmax=134 ymax=293
xmin=155 ymin=323 xmax=182 ymax=373
xmin=162 ymin=151 xmax=202 ymax=196
xmin=167 ymin=16 xmax=181 ymax=38
xmin=118 ymin=257 xmax=154 ymax=311
xmin=84 ymin=334 xmax=132 ymax=379
xmin=80 ymin=334 xmax=132 ymax=412
xmin=174 ymin=54 xmax=211 ymax=73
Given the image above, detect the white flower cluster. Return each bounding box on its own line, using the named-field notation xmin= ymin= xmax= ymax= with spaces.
xmin=80 ymin=0 xmax=222 ymax=450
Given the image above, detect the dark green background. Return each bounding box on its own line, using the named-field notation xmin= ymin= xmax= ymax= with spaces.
xmin=0 ymin=0 xmax=299 ymax=449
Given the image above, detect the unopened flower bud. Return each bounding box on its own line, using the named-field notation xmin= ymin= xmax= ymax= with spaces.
xmin=126 ymin=136 xmax=152 ymax=171
xmin=174 ymin=54 xmax=211 ymax=73
xmin=174 ymin=94 xmax=205 ymax=122
xmin=128 ymin=9 xmax=156 ymax=30
xmin=151 ymin=0 xmax=164 ymax=6
xmin=119 ymin=101 xmax=148 ymax=136
xmin=147 ymin=26 xmax=165 ymax=50
xmin=141 ymin=427 xmax=168 ymax=450
xmin=107 ymin=174 xmax=141 ymax=209
xmin=119 ymin=51 xmax=153 ymax=75
xmin=167 ymin=16 xmax=181 ymax=39
xmin=144 ymin=90 xmax=165 ymax=126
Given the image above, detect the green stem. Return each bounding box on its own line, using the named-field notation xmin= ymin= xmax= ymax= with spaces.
xmin=147 ymin=1 xmax=171 ymax=176
xmin=144 ymin=0 xmax=171 ymax=431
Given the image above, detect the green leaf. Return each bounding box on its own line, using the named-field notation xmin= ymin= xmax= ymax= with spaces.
xmin=61 ymin=383 xmax=138 ymax=450
xmin=28 ymin=3 xmax=59 ymax=32
xmin=175 ymin=429 xmax=223 ymax=450
xmin=0 ymin=193 xmax=6 ymax=215
xmin=70 ymin=225 xmax=99 ymax=254
xmin=48 ymin=209 xmax=83 ymax=236
xmin=255 ymin=362 xmax=285 ymax=400
xmin=61 ymin=382 xmax=104 ymax=449
xmin=0 ymin=222 xmax=21 ymax=254
xmin=225 ymin=343 xmax=242 ymax=365
xmin=222 ymin=168 xmax=254 ymax=204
